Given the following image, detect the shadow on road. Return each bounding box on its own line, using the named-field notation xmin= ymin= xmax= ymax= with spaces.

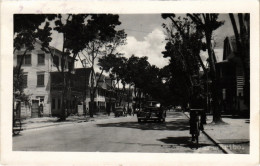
xmin=96 ymin=118 xmax=190 ymax=131
xmin=158 ymin=136 xmax=215 ymax=149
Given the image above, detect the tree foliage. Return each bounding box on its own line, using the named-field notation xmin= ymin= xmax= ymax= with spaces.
xmin=13 ymin=66 xmax=26 ymax=93
xmin=161 ymin=15 xmax=206 ymax=107
xmin=14 ymin=14 xmax=56 ymax=77
xmin=76 ymin=14 xmax=126 ymax=117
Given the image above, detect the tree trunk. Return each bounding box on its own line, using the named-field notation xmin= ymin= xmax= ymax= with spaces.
xmin=89 ymin=93 xmax=94 ymax=118
xmin=205 ymin=34 xmax=223 ymax=123
xmin=211 ymin=80 xmax=222 ymax=123
xmin=138 ymin=89 xmax=142 ymax=110
xmin=127 ymin=85 xmax=131 ymax=111
xmin=60 ymin=71 xmax=67 ymax=121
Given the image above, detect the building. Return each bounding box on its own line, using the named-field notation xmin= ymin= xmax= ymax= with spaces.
xmin=216 ymin=36 xmax=248 ymax=114
xmin=13 ymin=41 xmax=74 ymax=118
xmin=14 ymin=41 xmax=132 ymax=118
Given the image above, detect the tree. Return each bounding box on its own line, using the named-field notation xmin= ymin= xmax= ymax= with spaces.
xmin=161 ymin=14 xmax=207 ymax=114
xmin=186 ymin=14 xmax=224 ymax=123
xmin=14 ymin=14 xmax=56 ymax=72
xmin=99 ymin=52 xmax=177 ymax=110
xmin=41 ymin=14 xmax=91 ymax=120
xmin=13 ymin=66 xmax=30 ymax=108
xmin=13 ymin=66 xmax=26 ymax=93
xmin=78 ymin=14 xmax=127 ymax=117
xmin=229 ymin=13 xmax=250 ymax=110
xmin=98 ymin=53 xmax=128 ymax=112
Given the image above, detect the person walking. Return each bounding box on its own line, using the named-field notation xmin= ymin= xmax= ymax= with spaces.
xmin=39 ymin=103 xmax=43 ymax=117
xmin=123 ymin=106 xmax=126 ymax=116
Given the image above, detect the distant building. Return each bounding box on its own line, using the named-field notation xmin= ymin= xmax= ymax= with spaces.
xmin=95 ymin=73 xmax=117 ymax=113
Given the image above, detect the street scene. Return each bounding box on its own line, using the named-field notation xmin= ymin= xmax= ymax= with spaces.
xmin=13 ymin=13 xmax=250 ymax=154
xmin=13 ymin=111 xmax=248 ymax=153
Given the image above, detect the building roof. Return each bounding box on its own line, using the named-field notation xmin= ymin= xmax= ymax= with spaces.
xmin=223 ymin=36 xmax=237 ymax=61
xmin=95 ymin=72 xmax=116 ymax=90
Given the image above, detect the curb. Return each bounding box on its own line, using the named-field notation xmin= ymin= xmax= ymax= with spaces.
xmin=22 ymin=115 xmax=120 ymax=131
xmin=201 ymin=130 xmax=233 ymax=154
xmin=24 ymin=122 xmax=75 ymax=130
xmin=182 ymin=112 xmax=233 ymax=154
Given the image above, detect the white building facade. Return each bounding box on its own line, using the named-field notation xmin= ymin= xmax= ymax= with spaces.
xmin=14 ymin=41 xmax=74 ymax=118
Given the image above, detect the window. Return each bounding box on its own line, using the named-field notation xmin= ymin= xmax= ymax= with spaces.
xmin=37 ymin=73 xmax=44 ymax=87
xmin=24 ymin=54 xmax=31 ymax=65
xmin=17 ymin=54 xmax=31 ymax=65
xmin=52 ymin=98 xmax=56 ymax=109
xmin=38 ymin=54 xmax=45 ymax=65
xmin=23 ymin=73 xmax=28 ymax=87
xmin=53 ymin=56 xmax=59 ymax=67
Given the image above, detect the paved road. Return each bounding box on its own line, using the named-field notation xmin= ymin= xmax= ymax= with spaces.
xmin=13 ymin=112 xmax=223 ymax=153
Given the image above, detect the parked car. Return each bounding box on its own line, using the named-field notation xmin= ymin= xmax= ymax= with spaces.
xmin=114 ymin=106 xmax=127 ymax=117
xmin=137 ymin=100 xmax=166 ymax=123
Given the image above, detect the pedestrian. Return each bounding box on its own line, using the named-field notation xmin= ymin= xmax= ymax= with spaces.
xmin=130 ymin=107 xmax=134 ymax=116
xmin=123 ymin=106 xmax=126 ymax=116
xmin=86 ymin=108 xmax=89 ymax=115
xmin=39 ymin=103 xmax=43 ymax=117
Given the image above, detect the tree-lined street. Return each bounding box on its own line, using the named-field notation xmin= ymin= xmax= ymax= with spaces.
xmin=13 ymin=111 xmax=223 ymax=153
xmin=12 ymin=13 xmax=250 ymax=154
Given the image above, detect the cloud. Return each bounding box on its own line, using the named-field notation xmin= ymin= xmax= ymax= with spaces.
xmin=118 ymin=28 xmax=169 ymax=68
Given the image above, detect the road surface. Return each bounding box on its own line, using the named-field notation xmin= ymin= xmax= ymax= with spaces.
xmin=13 ymin=111 xmax=223 ymax=153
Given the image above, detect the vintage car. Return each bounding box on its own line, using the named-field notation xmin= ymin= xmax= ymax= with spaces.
xmin=114 ymin=106 xmax=127 ymax=117
xmin=137 ymin=100 xmax=166 ymax=123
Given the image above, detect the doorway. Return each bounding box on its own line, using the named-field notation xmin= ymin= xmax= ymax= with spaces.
xmin=31 ymin=100 xmax=39 ymax=118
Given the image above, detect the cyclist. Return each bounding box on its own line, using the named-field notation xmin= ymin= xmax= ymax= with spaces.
xmin=189 ymin=109 xmax=200 ymax=142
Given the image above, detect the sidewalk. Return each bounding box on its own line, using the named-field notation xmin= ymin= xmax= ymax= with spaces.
xmin=183 ymin=112 xmax=249 ymax=154
xmin=21 ymin=112 xmax=116 ymax=130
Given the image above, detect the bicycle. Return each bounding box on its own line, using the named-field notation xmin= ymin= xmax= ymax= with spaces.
xmin=13 ymin=118 xmax=22 ymax=135
xmin=190 ymin=109 xmax=202 ymax=149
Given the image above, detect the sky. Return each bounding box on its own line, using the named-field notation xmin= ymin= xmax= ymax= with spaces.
xmin=49 ymin=14 xmax=236 ymax=69
xmin=116 ymin=14 xmax=236 ymax=68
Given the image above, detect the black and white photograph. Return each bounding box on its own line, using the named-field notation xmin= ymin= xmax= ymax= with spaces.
xmin=12 ymin=12 xmax=250 ymax=153
xmin=1 ymin=1 xmax=259 ymax=166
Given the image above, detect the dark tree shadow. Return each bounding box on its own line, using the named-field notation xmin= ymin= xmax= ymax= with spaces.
xmin=96 ymin=118 xmax=190 ymax=131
